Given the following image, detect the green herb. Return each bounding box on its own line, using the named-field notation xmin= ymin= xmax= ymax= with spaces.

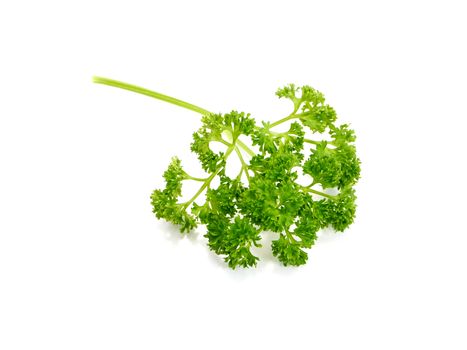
xmin=93 ymin=77 xmax=361 ymax=268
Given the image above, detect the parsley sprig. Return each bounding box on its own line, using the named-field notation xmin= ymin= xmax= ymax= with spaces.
xmin=94 ymin=77 xmax=360 ymax=268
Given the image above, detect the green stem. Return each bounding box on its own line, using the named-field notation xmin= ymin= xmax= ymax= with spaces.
xmin=285 ymin=229 xmax=298 ymax=243
xmin=184 ymin=174 xmax=209 ymax=182
xmin=93 ymin=76 xmax=211 ymax=116
xmin=235 ymin=166 xmax=244 ymax=181
xmin=236 ymin=139 xmax=255 ymax=157
xmin=269 ymin=113 xmax=298 ymax=128
xmin=304 ymin=138 xmax=320 ymax=145
xmin=235 ymin=146 xmax=251 ymax=182
xmin=94 ymin=77 xmax=259 ymax=160
xmin=182 ymin=146 xmax=235 ymax=208
xmin=302 ymin=186 xmax=337 ymax=200
xmin=182 ymin=173 xmax=216 ymax=209
xmin=216 ymin=138 xmax=232 ymax=147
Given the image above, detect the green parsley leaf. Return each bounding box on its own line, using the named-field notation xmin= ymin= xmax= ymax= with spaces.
xmin=94 ymin=76 xmax=361 ymax=268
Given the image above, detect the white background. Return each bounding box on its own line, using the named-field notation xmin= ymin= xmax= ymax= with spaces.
xmin=1 ymin=1 xmax=466 ymax=349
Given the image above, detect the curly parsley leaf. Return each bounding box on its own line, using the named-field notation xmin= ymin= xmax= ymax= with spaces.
xmin=94 ymin=76 xmax=361 ymax=268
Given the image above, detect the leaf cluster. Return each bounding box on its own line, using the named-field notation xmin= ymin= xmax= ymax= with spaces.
xmin=148 ymin=84 xmax=360 ymax=268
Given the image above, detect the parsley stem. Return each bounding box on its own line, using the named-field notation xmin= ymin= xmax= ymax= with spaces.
xmin=236 ymin=139 xmax=255 ymax=157
xmin=236 ymin=167 xmax=244 ymax=180
xmin=269 ymin=113 xmax=298 ymax=128
xmin=285 ymin=229 xmax=298 ymax=243
xmin=182 ymin=146 xmax=235 ymax=208
xmin=302 ymin=186 xmax=337 ymax=200
xmin=185 ymin=174 xmax=209 ymax=182
xmin=304 ymin=138 xmax=320 ymax=145
xmin=235 ymin=146 xmax=251 ymax=182
xmin=94 ymin=76 xmax=266 ymax=160
xmin=217 ymin=138 xmax=232 ymax=147
xmin=93 ymin=76 xmax=212 ymax=116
